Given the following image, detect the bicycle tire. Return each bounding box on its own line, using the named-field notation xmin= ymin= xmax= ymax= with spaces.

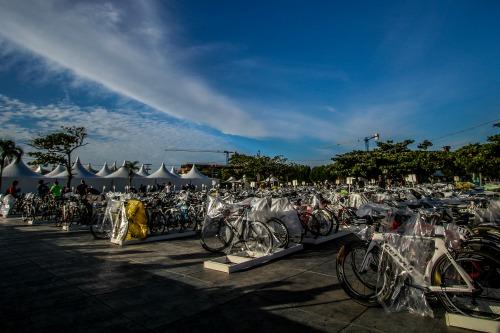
xmin=265 ymin=217 xmax=289 ymax=249
xmin=433 ymin=247 xmax=500 ymax=320
xmin=90 ymin=213 xmax=113 ymax=239
xmin=336 ymin=240 xmax=383 ymax=306
xmin=200 ymin=217 xmax=234 ymax=253
xmin=148 ymin=211 xmax=166 ymax=235
xmin=312 ymin=209 xmax=334 ymax=236
xmin=245 ymin=220 xmax=274 ymax=255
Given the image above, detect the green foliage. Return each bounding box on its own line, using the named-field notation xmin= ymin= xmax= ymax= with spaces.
xmin=0 ymin=139 xmax=24 ymax=190
xmin=28 ymin=126 xmax=88 ymax=187
xmin=417 ymin=140 xmax=433 ymax=150
xmin=225 ymin=153 xmax=311 ymax=182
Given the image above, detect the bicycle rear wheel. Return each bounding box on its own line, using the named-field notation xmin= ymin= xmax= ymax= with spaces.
xmin=245 ymin=221 xmax=273 ymax=255
xmin=433 ymin=248 xmax=500 ymax=320
xmin=201 ymin=217 xmax=233 ymax=253
xmin=336 ymin=240 xmax=383 ymax=306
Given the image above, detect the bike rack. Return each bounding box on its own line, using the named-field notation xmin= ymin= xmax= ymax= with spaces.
xmin=110 ymin=230 xmax=197 ymax=246
xmin=203 ymin=243 xmax=303 ymax=273
xmin=445 ymin=312 xmax=499 ymax=333
xmin=301 ymin=229 xmax=351 ymax=245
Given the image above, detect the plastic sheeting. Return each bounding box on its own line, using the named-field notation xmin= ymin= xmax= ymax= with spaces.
xmin=375 ymin=213 xmax=436 ymax=317
xmin=0 ymin=194 xmax=15 ymax=217
xmin=124 ymin=199 xmax=148 ymax=240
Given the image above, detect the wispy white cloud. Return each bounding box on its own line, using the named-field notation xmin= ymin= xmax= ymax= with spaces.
xmin=0 ymin=94 xmax=232 ymax=167
xmin=0 ymin=0 xmax=266 ymax=137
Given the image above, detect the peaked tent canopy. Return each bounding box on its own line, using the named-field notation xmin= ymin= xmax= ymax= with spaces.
xmin=110 ymin=161 xmax=117 ymax=171
xmin=148 ymin=163 xmax=178 ymax=179
xmin=136 ymin=164 xmax=150 ymax=177
xmin=34 ymin=165 xmax=49 ymax=175
xmin=106 ymin=161 xmax=143 ymax=179
xmin=181 ymin=164 xmax=210 ymax=179
xmin=2 ymin=158 xmax=44 ymax=178
xmin=96 ymin=162 xmax=112 ymax=177
xmin=46 ymin=164 xmax=66 ymax=177
xmin=54 ymin=157 xmax=98 ymax=178
xmin=170 ymin=166 xmax=180 ymax=177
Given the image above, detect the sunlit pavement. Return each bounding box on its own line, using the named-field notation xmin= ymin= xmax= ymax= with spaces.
xmin=0 ymin=217 xmax=471 ymax=333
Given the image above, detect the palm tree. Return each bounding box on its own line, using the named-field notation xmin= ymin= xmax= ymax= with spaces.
xmin=0 ymin=139 xmax=24 ymax=191
xmin=124 ymin=160 xmax=140 ymax=189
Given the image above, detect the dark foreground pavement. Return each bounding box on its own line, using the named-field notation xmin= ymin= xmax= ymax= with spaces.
xmin=0 ymin=218 xmax=471 ymax=333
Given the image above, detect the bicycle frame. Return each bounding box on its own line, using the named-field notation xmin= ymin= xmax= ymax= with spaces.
xmin=361 ymin=232 xmax=478 ymax=294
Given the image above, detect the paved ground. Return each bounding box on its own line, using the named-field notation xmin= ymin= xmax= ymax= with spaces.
xmin=0 ymin=217 xmax=472 ymax=333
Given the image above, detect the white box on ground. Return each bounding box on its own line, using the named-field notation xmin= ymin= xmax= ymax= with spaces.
xmin=203 ymin=243 xmax=303 ymax=273
xmin=445 ymin=313 xmax=499 ymax=333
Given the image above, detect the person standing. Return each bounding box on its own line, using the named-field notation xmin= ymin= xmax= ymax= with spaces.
xmin=76 ymin=180 xmax=88 ymax=196
xmin=37 ymin=180 xmax=49 ymax=197
xmin=50 ymin=181 xmax=62 ymax=199
xmin=6 ymin=180 xmax=21 ymax=198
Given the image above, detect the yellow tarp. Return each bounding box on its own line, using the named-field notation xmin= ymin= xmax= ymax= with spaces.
xmin=125 ymin=199 xmax=148 ymax=240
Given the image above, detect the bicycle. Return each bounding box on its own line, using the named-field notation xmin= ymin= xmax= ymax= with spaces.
xmin=336 ymin=211 xmax=500 ymax=320
xmin=201 ymin=203 xmax=274 ymax=254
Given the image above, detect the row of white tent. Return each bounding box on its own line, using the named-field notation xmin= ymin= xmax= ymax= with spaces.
xmin=1 ymin=157 xmax=214 ymax=193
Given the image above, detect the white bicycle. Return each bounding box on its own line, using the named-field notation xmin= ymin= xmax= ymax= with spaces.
xmin=337 ymin=211 xmax=500 ymax=320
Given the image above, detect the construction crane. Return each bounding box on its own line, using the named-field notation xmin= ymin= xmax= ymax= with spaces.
xmin=164 ymin=149 xmax=237 ymax=165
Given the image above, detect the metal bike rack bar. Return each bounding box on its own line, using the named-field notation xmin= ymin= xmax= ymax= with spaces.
xmin=203 ymin=243 xmax=303 ymax=273
xmin=301 ymin=229 xmax=351 ymax=245
xmin=445 ymin=313 xmax=500 ymax=333
xmin=111 ymin=230 xmax=197 ymax=246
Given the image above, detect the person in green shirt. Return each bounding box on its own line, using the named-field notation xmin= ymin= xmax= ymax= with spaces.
xmin=50 ymin=180 xmax=62 ymax=198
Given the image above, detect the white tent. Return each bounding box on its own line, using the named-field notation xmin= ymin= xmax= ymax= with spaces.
xmin=105 ymin=161 xmax=148 ymax=190
xmin=181 ymin=164 xmax=210 ymax=179
xmin=110 ymin=161 xmax=117 ymax=171
xmin=1 ymin=158 xmax=45 ymax=193
xmin=54 ymin=157 xmax=98 ymax=178
xmin=85 ymin=163 xmax=97 ymax=174
xmin=181 ymin=164 xmax=212 ymax=189
xmin=170 ymin=166 xmax=180 ymax=177
xmin=148 ymin=162 xmax=179 ymax=180
xmin=95 ymin=162 xmax=112 ymax=177
xmin=2 ymin=158 xmax=44 ymax=178
xmin=46 ymin=164 xmax=66 ymax=177
xmin=106 ymin=161 xmax=144 ymax=179
xmin=136 ymin=164 xmax=150 ymax=177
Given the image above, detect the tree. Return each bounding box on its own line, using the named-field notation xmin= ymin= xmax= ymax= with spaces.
xmin=417 ymin=140 xmax=433 ymax=150
xmin=28 ymin=126 xmax=88 ymax=188
xmin=0 ymin=139 xmax=24 ymax=190
xmin=123 ymin=160 xmax=140 ymax=188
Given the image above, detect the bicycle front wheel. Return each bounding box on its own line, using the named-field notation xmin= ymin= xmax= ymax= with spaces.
xmin=265 ymin=217 xmax=289 ymax=249
xmin=245 ymin=221 xmax=273 ymax=255
xmin=336 ymin=240 xmax=383 ymax=306
xmin=90 ymin=214 xmax=113 ymax=239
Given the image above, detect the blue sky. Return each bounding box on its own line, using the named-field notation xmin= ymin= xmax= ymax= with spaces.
xmin=0 ymin=0 xmax=499 ymax=168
